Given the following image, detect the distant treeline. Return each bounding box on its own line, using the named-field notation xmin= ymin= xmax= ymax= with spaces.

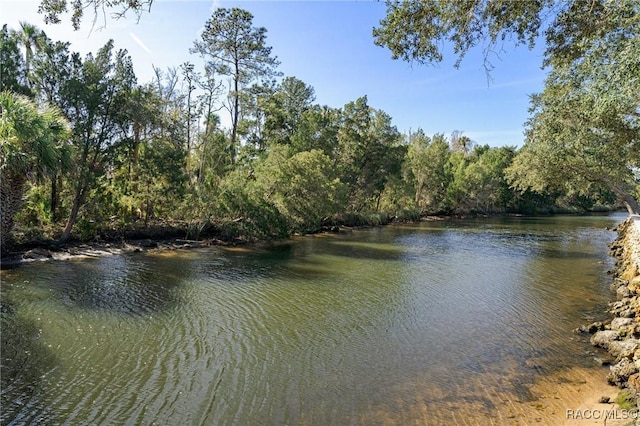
xmin=0 ymin=14 xmax=622 ymax=250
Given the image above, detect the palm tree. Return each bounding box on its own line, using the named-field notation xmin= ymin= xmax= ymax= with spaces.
xmin=0 ymin=91 xmax=70 ymax=253
xmin=18 ymin=22 xmax=46 ymax=89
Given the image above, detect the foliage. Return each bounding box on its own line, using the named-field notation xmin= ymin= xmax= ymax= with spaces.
xmin=2 ymin=11 xmax=624 ymax=249
xmin=448 ymin=145 xmax=516 ymax=214
xmin=615 ymin=389 xmax=637 ymax=411
xmin=215 ymin=167 xmax=289 ymax=240
xmin=375 ymin=0 xmax=640 ymax=214
xmin=38 ymin=0 xmax=153 ymax=30
xmin=261 ymin=76 xmax=316 ymax=148
xmin=0 ymin=91 xmax=70 ymax=251
xmin=51 ymin=40 xmax=138 ymax=241
xmin=256 ymin=146 xmax=347 ymax=233
xmin=507 ymin=8 xmax=640 ymax=213
xmin=404 ymin=130 xmax=451 ymax=212
xmin=337 ymin=96 xmax=405 ymax=211
xmin=192 ymin=8 xmax=281 ymax=155
xmin=373 ymin=0 xmax=550 ymax=68
xmin=0 ymin=25 xmax=31 ymax=96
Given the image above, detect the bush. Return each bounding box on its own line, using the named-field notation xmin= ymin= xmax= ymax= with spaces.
xmin=394 ymin=209 xmax=421 ymax=222
xmin=615 ymin=389 xmax=637 ymax=411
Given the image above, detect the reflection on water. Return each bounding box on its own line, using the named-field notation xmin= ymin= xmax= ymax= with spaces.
xmin=0 ymin=214 xmax=627 ymax=425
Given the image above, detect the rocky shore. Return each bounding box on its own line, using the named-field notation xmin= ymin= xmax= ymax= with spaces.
xmin=0 ymin=237 xmax=243 ymax=268
xmin=582 ymin=216 xmax=640 ymax=408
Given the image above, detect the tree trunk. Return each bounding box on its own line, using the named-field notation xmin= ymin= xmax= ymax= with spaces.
xmin=621 ymin=193 xmax=640 ymax=215
xmin=230 ymin=61 xmax=240 ymax=163
xmin=58 ymin=183 xmax=85 ymax=244
xmin=606 ymin=180 xmax=640 ymax=215
xmin=0 ymin=173 xmax=27 ymax=254
xmin=50 ymin=172 xmax=61 ymax=221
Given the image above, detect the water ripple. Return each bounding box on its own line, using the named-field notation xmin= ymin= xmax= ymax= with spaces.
xmin=0 ymin=214 xmax=625 ymax=425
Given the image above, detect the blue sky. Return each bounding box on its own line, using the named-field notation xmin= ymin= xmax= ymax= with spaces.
xmin=2 ymin=0 xmax=549 ymax=146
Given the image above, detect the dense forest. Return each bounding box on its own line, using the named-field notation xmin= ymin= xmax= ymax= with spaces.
xmin=1 ymin=1 xmax=638 ymax=254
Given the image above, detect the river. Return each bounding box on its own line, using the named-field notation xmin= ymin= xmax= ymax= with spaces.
xmin=0 ymin=214 xmax=628 ymax=425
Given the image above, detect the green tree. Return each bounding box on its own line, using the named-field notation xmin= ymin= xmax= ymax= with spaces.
xmin=214 ymin=166 xmax=289 ymax=240
xmin=0 ymin=91 xmax=70 ymax=252
xmin=289 ymin=104 xmax=340 ymax=156
xmin=180 ymin=61 xmax=199 ymax=181
xmin=192 ymin=8 xmax=280 ymax=159
xmin=337 ymin=96 xmax=404 ymax=211
xmin=450 ymin=145 xmax=516 ymax=214
xmin=108 ymin=84 xmax=178 ymax=220
xmin=17 ymin=22 xmax=45 ymax=86
xmin=256 ymin=146 xmax=346 ymax=233
xmin=135 ymin=137 xmax=187 ymax=222
xmin=29 ymin=34 xmax=76 ymax=219
xmin=57 ymin=40 xmax=137 ymax=242
xmin=405 ymin=130 xmax=451 ymax=212
xmin=262 ymin=76 xmax=316 ymax=147
xmin=0 ymin=25 xmax=30 ymax=95
xmin=373 ymin=0 xmax=627 ymax=69
xmin=506 ymin=67 xmax=640 ymax=214
xmin=507 ymin=8 xmax=640 ymax=214
xmin=373 ymin=0 xmax=548 ymax=68
xmin=375 ymin=0 xmax=640 ymax=213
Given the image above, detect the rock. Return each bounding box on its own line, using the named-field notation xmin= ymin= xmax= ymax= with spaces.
xmin=629 ymin=276 xmax=640 ymax=294
xmin=610 ymin=300 xmax=626 ymax=310
xmin=617 ymin=285 xmax=632 ymax=299
xmin=628 ymin=373 xmax=640 ymax=391
xmin=619 ymin=307 xmax=636 ymax=318
xmin=23 ymin=248 xmax=52 ymax=260
xmin=594 ymin=357 xmax=612 ymax=366
xmin=579 ymin=322 xmax=605 ymax=334
xmin=598 ymin=396 xmax=611 ymax=403
xmin=611 ymin=317 xmax=635 ymax=330
xmin=614 ymin=277 xmax=629 ymax=288
xmin=608 ymin=339 xmax=640 ymax=359
xmin=608 ymin=358 xmax=639 ymax=386
xmin=591 ymin=330 xmax=620 ymax=348
xmin=140 ymin=239 xmax=158 ymax=248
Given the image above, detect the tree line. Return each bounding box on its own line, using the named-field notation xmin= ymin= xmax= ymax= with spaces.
xmin=2 ymin=3 xmax=636 ymax=253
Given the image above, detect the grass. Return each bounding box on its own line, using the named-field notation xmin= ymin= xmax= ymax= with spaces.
xmin=615 ymin=389 xmax=637 ymax=411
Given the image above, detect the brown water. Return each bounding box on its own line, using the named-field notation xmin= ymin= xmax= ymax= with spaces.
xmin=0 ymin=214 xmax=627 ymax=425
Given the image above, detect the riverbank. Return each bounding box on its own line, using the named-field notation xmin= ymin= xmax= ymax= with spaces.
xmin=0 ymin=222 xmax=355 ymax=268
xmin=1 ymin=212 xmax=445 ymax=267
xmin=583 ymin=215 xmax=640 ymax=417
xmin=0 ymin=212 xmax=609 ymax=268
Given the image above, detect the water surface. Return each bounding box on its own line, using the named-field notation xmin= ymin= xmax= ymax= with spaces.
xmin=1 ymin=214 xmax=626 ymax=424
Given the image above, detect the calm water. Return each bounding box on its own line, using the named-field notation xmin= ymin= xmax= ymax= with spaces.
xmin=0 ymin=214 xmax=627 ymax=425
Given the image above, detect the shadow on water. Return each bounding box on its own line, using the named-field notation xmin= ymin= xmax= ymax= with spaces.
xmin=55 ymin=255 xmax=198 ymax=315
xmin=13 ymin=254 xmax=194 ymax=317
xmin=540 ymin=247 xmax=603 ymax=260
xmin=203 ymin=243 xmax=355 ymax=283
xmin=322 ymin=240 xmax=406 ymax=261
xmin=1 ymin=298 xmax=58 ymax=425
